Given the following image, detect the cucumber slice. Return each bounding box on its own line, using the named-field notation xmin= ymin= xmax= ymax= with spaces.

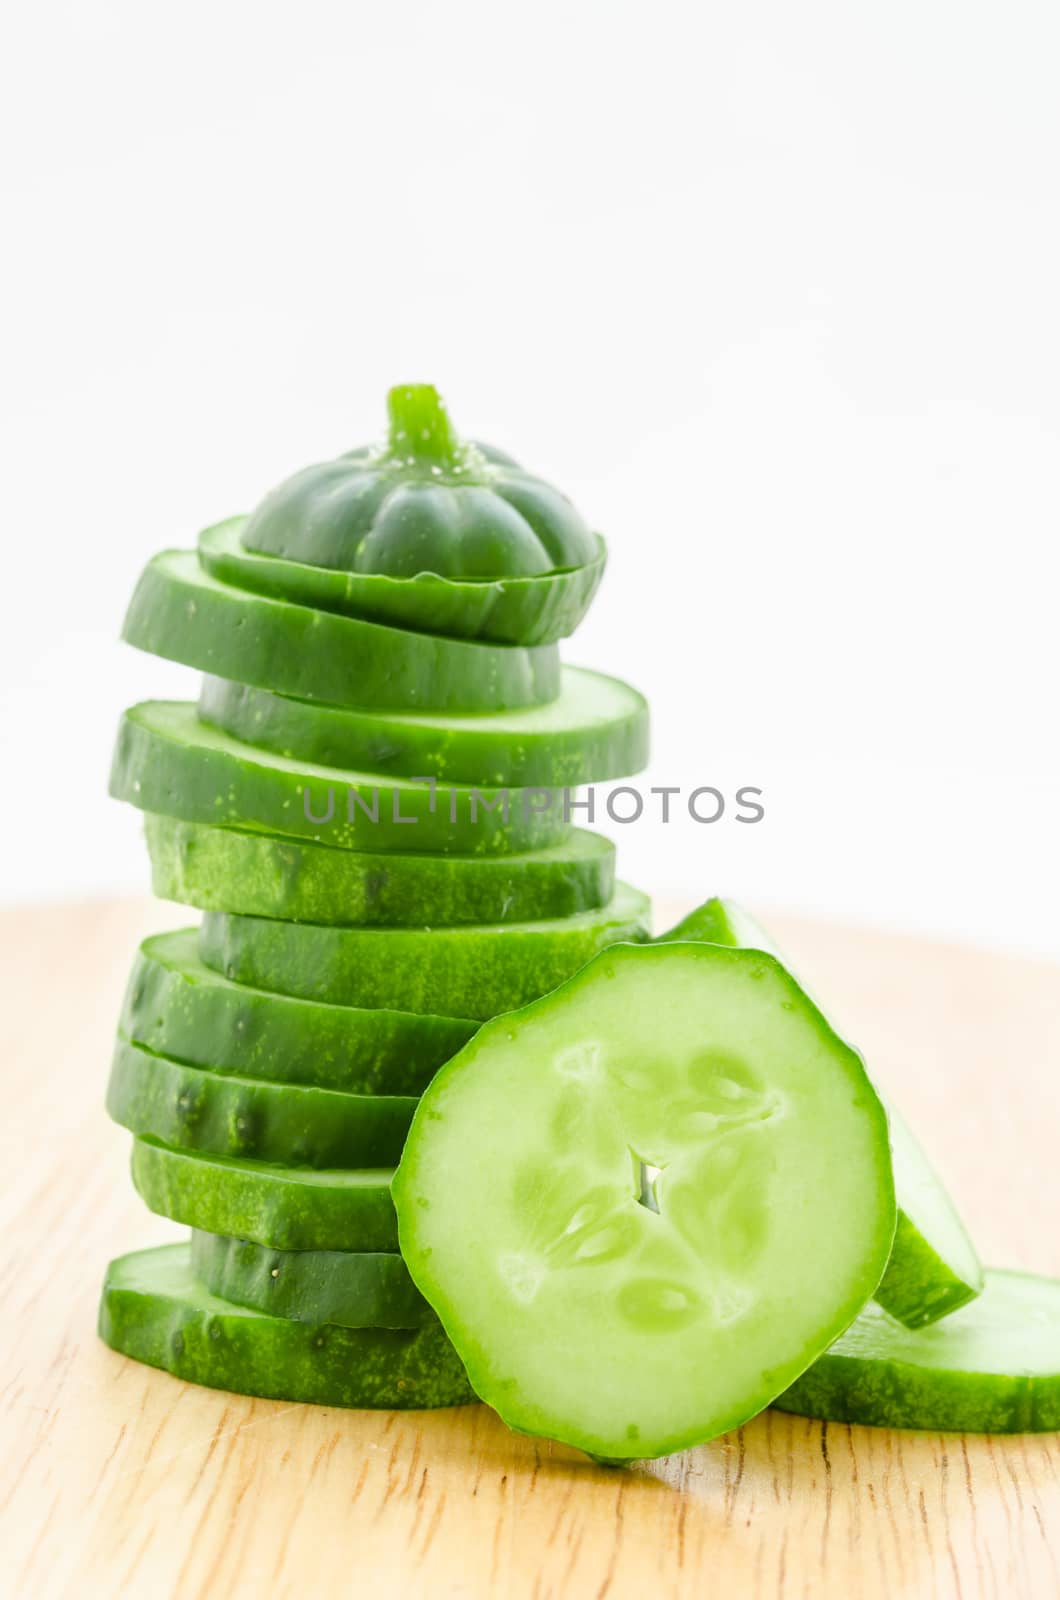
xmin=111 ymin=703 xmax=570 ymax=856
xmin=198 ymin=516 xmax=605 ymax=646
xmin=108 ymin=1039 xmax=416 ymax=1168
xmin=122 ymin=549 xmax=561 ymax=713
xmin=99 ymin=1244 xmax=472 ymax=1409
xmin=198 ymin=668 xmax=649 ymax=789
xmin=131 ymin=1137 xmax=398 ymax=1250
xmin=198 ymin=884 xmax=652 ymax=1021
xmin=189 ymin=1232 xmax=429 ymax=1329
xmin=121 ymin=930 xmax=476 ymax=1095
xmin=393 ymin=940 xmax=896 ymax=1460
xmin=775 ymin=1269 xmax=1060 ymax=1432
xmin=144 ymin=814 xmax=615 ymax=927
xmin=658 ymin=898 xmax=983 ymax=1328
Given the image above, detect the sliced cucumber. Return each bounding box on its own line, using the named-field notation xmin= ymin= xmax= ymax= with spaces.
xmin=121 ymin=930 xmax=476 ymax=1095
xmin=122 ymin=550 xmax=560 ymax=713
xmin=111 ymin=703 xmax=570 ymax=856
xmin=198 ymin=667 xmax=648 ymax=789
xmin=658 ymin=898 xmax=983 ymax=1328
xmin=198 ymin=884 xmax=652 ymax=1021
xmin=393 ymin=940 xmax=895 ymax=1460
xmin=144 ymin=814 xmax=614 ymax=927
xmin=130 ymin=1137 xmax=398 ymax=1250
xmin=108 ymin=1039 xmax=415 ymax=1168
xmin=189 ymin=1232 xmax=429 ymax=1329
xmin=776 ymin=1269 xmax=1060 ymax=1432
xmin=99 ymin=1244 xmax=472 ymax=1409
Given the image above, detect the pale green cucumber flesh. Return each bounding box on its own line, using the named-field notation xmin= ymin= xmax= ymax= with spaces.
xmin=393 ymin=941 xmax=895 ymax=1460
xmin=189 ymin=1232 xmax=429 ymax=1329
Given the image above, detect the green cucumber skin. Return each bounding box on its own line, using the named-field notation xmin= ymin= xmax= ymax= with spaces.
xmin=122 ymin=550 xmax=560 ymax=713
xmin=111 ymin=702 xmax=570 ymax=856
xmin=189 ymin=1232 xmax=429 ymax=1330
xmin=198 ymin=670 xmax=649 ymax=790
xmin=198 ymin=886 xmax=652 ymax=1021
xmin=144 ymin=814 xmax=615 ymax=927
xmin=872 ymin=1210 xmax=980 ymax=1329
xmin=198 ymin=516 xmax=605 ymax=646
xmin=99 ymin=1244 xmax=473 ymax=1410
xmin=131 ymin=1137 xmax=398 ymax=1251
xmin=108 ymin=1039 xmax=416 ymax=1169
xmin=121 ymin=931 xmax=477 ymax=1096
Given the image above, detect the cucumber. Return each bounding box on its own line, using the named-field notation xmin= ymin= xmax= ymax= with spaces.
xmin=393 ymin=940 xmax=896 ymax=1460
xmin=121 ymin=930 xmax=477 ymax=1095
xmin=198 ymin=884 xmax=652 ymax=1021
xmin=99 ymin=1244 xmax=472 ymax=1409
xmin=189 ymin=1232 xmax=429 ymax=1329
xmin=131 ymin=1137 xmax=398 ymax=1250
xmin=198 ymin=667 xmax=649 ymax=789
xmin=198 ymin=515 xmax=605 ymax=646
xmin=144 ymin=814 xmax=615 ymax=927
xmin=658 ymin=898 xmax=983 ymax=1328
xmin=122 ymin=550 xmax=561 ymax=713
xmin=775 ymin=1269 xmax=1060 ymax=1432
xmin=108 ymin=1039 xmax=416 ymax=1168
xmin=111 ymin=702 xmax=570 ymax=856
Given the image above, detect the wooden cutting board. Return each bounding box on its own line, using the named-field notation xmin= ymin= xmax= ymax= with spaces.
xmin=2 ymin=897 xmax=1058 ymax=1599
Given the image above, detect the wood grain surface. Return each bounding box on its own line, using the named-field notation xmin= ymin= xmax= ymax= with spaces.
xmin=2 ymin=897 xmax=1059 ymax=1599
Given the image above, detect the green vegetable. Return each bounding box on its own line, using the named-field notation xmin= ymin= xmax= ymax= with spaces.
xmin=144 ymin=814 xmax=615 ymax=927
xmin=120 ymin=930 xmax=476 ymax=1095
xmin=123 ymin=550 xmax=561 ymax=714
xmin=775 ymin=1269 xmax=1060 ymax=1432
xmin=198 ymin=884 xmax=652 ymax=1021
xmin=99 ymin=1244 xmax=472 ymax=1409
xmin=189 ymin=1232 xmax=429 ymax=1329
xmin=131 ymin=1137 xmax=398 ymax=1250
xmin=107 ymin=1038 xmax=416 ymax=1168
xmin=198 ymin=667 xmax=648 ymax=789
xmin=658 ymin=897 xmax=982 ymax=1328
xmin=393 ymin=940 xmax=896 ymax=1460
xmin=111 ymin=703 xmax=570 ymax=856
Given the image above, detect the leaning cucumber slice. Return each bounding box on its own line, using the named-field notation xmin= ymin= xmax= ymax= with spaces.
xmin=122 ymin=550 xmax=560 ymax=713
xmin=189 ymin=1232 xmax=429 ymax=1330
xmin=199 ymin=884 xmax=652 ymax=1020
xmin=99 ymin=1244 xmax=472 ymax=1409
xmin=394 ymin=940 xmax=895 ymax=1460
xmin=775 ymin=1269 xmax=1060 ymax=1432
xmin=144 ymin=815 xmax=615 ymax=926
xmin=658 ymin=898 xmax=983 ymax=1328
xmin=108 ymin=1039 xmax=416 ymax=1168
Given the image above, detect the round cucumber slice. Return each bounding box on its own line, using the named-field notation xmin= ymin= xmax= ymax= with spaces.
xmin=122 ymin=549 xmax=561 ymax=713
xmin=99 ymin=1243 xmax=472 ymax=1409
xmin=108 ymin=1039 xmax=416 ymax=1168
xmin=393 ymin=940 xmax=896 ymax=1460
xmin=189 ymin=1232 xmax=429 ymax=1330
xmin=144 ymin=815 xmax=615 ymax=927
xmin=111 ymin=703 xmax=570 ymax=856
xmin=658 ymin=897 xmax=983 ymax=1328
xmin=198 ymin=668 xmax=649 ymax=789
xmin=131 ymin=1137 xmax=398 ymax=1251
xmin=198 ymin=516 xmax=605 ymax=646
xmin=121 ymin=930 xmax=477 ymax=1095
xmin=198 ymin=884 xmax=652 ymax=1021
xmin=775 ymin=1269 xmax=1060 ymax=1432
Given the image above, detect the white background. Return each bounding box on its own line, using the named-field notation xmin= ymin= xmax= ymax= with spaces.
xmin=2 ymin=0 xmax=1058 ymax=955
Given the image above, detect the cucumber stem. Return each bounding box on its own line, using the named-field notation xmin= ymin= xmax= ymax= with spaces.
xmin=387 ymin=384 xmax=461 ymax=466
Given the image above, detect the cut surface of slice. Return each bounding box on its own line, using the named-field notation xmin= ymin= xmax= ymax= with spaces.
xmin=198 ymin=667 xmax=648 ymax=788
xmin=393 ymin=940 xmax=895 ymax=1459
xmin=144 ymin=814 xmax=615 ymax=926
xmin=189 ymin=1232 xmax=429 ymax=1329
xmin=198 ymin=884 xmax=652 ymax=1021
xmin=99 ymin=1243 xmax=472 ymax=1409
xmin=775 ymin=1269 xmax=1060 ymax=1432
xmin=122 ymin=549 xmax=560 ymax=712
